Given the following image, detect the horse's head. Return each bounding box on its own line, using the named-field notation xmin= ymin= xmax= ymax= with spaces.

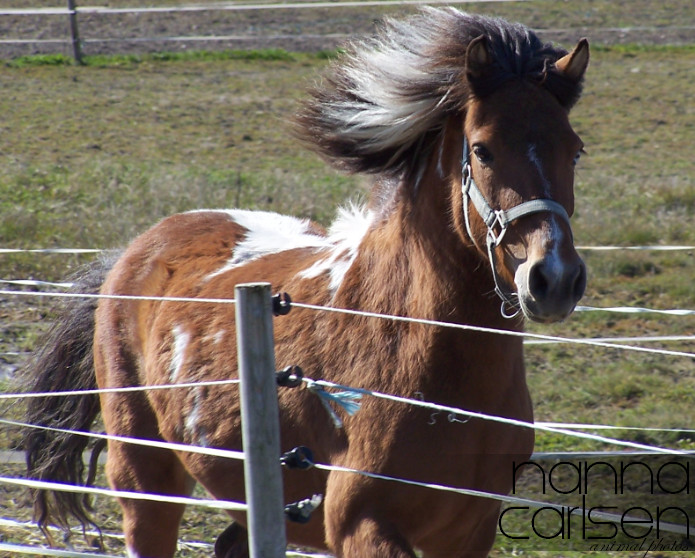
xmin=292 ymin=8 xmax=589 ymax=322
xmin=458 ymin=36 xmax=589 ymax=323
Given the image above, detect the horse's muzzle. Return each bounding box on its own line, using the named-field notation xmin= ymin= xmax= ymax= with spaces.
xmin=516 ymin=252 xmax=586 ymax=323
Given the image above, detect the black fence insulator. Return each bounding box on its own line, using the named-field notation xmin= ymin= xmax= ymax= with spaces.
xmin=280 ymin=446 xmax=314 ymax=470
xmin=276 ymin=365 xmax=304 ymax=388
xmin=272 ymin=292 xmax=292 ymax=316
xmin=285 ymin=494 xmax=323 ymax=524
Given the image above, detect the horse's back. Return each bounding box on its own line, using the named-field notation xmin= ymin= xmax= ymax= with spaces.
xmin=94 ymin=208 xmax=330 ymax=387
xmin=103 ymin=209 xmax=327 ymax=290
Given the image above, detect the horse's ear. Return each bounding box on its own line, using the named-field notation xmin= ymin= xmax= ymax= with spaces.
xmin=555 ymin=38 xmax=590 ymax=83
xmin=466 ymin=35 xmax=493 ymax=81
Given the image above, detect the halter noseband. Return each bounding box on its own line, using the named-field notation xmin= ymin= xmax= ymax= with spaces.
xmin=461 ymin=136 xmax=572 ymax=318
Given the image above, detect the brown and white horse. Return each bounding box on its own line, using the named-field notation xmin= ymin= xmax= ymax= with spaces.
xmin=24 ymin=9 xmax=589 ymax=557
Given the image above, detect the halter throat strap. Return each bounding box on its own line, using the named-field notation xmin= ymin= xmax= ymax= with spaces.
xmin=460 ymin=136 xmax=572 ymax=317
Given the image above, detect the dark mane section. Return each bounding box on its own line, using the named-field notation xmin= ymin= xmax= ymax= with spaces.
xmin=293 ymin=8 xmax=583 ymax=179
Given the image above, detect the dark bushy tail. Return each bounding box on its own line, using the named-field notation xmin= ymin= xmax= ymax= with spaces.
xmin=21 ymin=251 xmax=119 ymax=541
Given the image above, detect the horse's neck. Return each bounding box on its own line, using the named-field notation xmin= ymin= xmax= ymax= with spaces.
xmin=330 ymin=203 xmax=524 ymax=402
xmin=367 ymin=171 xmax=514 ymax=324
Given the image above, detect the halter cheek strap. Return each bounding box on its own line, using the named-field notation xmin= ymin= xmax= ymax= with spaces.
xmin=460 ymin=137 xmax=572 ymax=318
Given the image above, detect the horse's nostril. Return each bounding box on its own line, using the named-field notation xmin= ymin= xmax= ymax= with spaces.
xmin=528 ymin=262 xmax=549 ymax=300
xmin=528 ymin=260 xmax=586 ymax=304
xmin=573 ymin=262 xmax=587 ymax=302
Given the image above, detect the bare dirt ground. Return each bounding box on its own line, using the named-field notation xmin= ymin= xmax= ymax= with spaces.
xmin=2 ymin=3 xmax=695 ymax=60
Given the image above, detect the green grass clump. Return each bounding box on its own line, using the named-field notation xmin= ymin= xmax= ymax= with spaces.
xmin=5 ymin=53 xmax=73 ymax=67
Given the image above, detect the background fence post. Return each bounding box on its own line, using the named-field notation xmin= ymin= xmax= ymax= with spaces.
xmin=235 ymin=282 xmax=287 ymax=558
xmin=66 ymin=0 xmax=84 ymax=64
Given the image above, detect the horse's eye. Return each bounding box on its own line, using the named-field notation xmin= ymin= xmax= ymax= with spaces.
xmin=473 ymin=145 xmax=493 ymax=165
xmin=573 ymin=148 xmax=586 ymax=166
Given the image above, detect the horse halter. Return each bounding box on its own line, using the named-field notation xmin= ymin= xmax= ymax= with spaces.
xmin=460 ymin=136 xmax=572 ymax=318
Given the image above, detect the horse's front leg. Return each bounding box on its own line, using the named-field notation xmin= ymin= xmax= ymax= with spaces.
xmin=421 ymin=520 xmax=498 ymax=558
xmin=418 ymin=500 xmax=500 ymax=558
xmin=324 ymin=472 xmax=417 ymax=558
xmin=330 ymin=514 xmax=416 ymax=558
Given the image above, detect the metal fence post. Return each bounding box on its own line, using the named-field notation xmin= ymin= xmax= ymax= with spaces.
xmin=67 ymin=0 xmax=84 ymax=64
xmin=235 ymin=283 xmax=287 ymax=558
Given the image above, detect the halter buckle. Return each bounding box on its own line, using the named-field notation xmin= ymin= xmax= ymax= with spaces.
xmin=487 ymin=210 xmax=509 ymax=247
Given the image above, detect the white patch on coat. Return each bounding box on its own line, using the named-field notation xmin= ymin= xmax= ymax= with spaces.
xmin=202 ymin=329 xmax=226 ymax=347
xmin=298 ymin=204 xmax=375 ymax=292
xmin=198 ymin=206 xmax=374 ymax=292
xmin=203 ymin=209 xmax=330 ymax=279
xmin=126 ymin=547 xmax=142 ymax=558
xmin=213 ymin=330 xmax=225 ymax=345
xmin=169 ymin=325 xmax=189 ymax=383
xmin=184 ymin=387 xmax=209 ymax=447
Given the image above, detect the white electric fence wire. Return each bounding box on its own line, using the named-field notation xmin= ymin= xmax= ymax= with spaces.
xmin=0 ymin=543 xmax=330 ymax=558
xmin=525 ymin=335 xmax=695 ymax=345
xmin=290 ymin=301 xmax=695 ymax=359
xmin=576 ymin=245 xmax=695 ymax=251
xmin=6 ymin=447 xmax=691 ymax=465
xmin=0 ymin=1 xmax=535 ymax=17
xmin=0 ymin=34 xmax=349 ymax=47
xmin=13 ymin=276 xmax=691 ymax=319
xmin=0 ymin=288 xmax=236 ymax=306
xmin=576 ymin=305 xmax=695 ymax=316
xmin=0 ymin=543 xmax=119 ymax=558
xmin=1 ymin=255 xmax=693 ymax=543
xmin=0 ymin=518 xmax=330 ymax=558
xmin=4 ymin=337 xmax=695 ymax=361
xmin=1 ymin=379 xmax=686 ymax=457
xmin=536 ymin=422 xmax=695 ymax=434
xmin=0 ymin=517 xmax=125 ymax=543
xmin=6 ymin=276 xmax=695 ymax=318
xmin=299 ymin=377 xmax=688 ymax=455
xmin=86 ymin=34 xmax=345 ymax=43
xmin=531 ymin=450 xmax=687 ymax=458
xmin=0 ymin=418 xmax=245 ymax=462
xmin=0 ymin=378 xmax=240 ymax=401
xmin=0 ymin=279 xmax=75 ymax=289
xmin=0 ymin=36 xmax=341 ymax=46
xmin=1 ymin=431 xmax=688 ymax=540
xmin=9 ymin=277 xmax=695 ymax=319
xmin=1 ymin=287 xmax=695 ymax=359
xmin=308 ymin=462 xmax=690 ymax=537
xmin=0 ymin=248 xmax=101 ymax=254
xmin=0 ymin=475 xmax=248 ymax=511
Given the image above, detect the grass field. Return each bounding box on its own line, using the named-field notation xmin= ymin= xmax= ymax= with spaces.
xmin=1 ymin=1 xmax=695 ymax=556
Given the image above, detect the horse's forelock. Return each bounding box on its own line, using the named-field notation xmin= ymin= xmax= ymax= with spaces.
xmin=293 ymin=8 xmax=583 ymax=184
